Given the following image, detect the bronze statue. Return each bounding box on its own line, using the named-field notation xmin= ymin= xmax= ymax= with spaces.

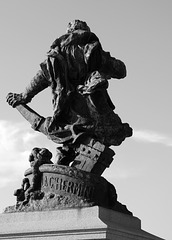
xmin=5 ymin=20 xmax=133 ymax=215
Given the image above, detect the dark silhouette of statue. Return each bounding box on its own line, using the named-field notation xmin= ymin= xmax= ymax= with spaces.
xmin=7 ymin=20 xmax=132 ymax=147
xmin=5 ymin=20 xmax=133 ymax=215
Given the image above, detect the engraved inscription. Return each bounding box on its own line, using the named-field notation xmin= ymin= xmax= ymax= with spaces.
xmin=42 ymin=174 xmax=94 ymax=199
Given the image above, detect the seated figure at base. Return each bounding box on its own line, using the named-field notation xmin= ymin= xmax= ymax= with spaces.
xmin=14 ymin=148 xmax=53 ymax=206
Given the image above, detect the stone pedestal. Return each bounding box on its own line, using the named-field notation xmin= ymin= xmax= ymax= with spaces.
xmin=0 ymin=206 xmax=164 ymax=240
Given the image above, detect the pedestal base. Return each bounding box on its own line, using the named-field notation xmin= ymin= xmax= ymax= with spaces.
xmin=0 ymin=206 xmax=164 ymax=240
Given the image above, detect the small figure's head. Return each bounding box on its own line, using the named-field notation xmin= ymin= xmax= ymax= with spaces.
xmin=66 ymin=20 xmax=90 ymax=33
xmin=29 ymin=147 xmax=53 ymax=167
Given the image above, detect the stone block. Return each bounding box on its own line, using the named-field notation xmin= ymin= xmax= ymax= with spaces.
xmin=0 ymin=206 xmax=164 ymax=240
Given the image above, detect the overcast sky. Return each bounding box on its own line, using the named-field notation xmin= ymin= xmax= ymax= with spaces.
xmin=0 ymin=1 xmax=171 ymax=239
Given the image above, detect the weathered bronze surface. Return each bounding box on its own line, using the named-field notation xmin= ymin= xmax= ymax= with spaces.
xmin=5 ymin=20 xmax=133 ymax=215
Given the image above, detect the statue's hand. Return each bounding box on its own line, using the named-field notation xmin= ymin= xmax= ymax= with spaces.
xmin=6 ymin=92 xmax=25 ymax=108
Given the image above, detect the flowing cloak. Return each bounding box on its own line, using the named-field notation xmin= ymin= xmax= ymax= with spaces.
xmin=22 ymin=29 xmax=132 ymax=145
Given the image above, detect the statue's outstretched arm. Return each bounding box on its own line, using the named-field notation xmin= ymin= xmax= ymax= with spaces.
xmin=6 ymin=70 xmax=50 ymax=108
xmin=101 ymin=51 xmax=127 ymax=79
xmin=22 ymin=70 xmax=50 ymax=103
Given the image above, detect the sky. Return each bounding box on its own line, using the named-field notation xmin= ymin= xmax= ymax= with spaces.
xmin=0 ymin=0 xmax=171 ymax=239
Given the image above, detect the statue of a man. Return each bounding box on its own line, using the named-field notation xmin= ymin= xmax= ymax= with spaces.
xmin=7 ymin=20 xmax=132 ymax=149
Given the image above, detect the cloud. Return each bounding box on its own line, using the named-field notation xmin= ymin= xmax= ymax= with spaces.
xmin=133 ymin=129 xmax=172 ymax=147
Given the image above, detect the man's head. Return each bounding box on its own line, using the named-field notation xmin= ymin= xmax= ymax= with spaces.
xmin=29 ymin=147 xmax=53 ymax=167
xmin=66 ymin=20 xmax=90 ymax=33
